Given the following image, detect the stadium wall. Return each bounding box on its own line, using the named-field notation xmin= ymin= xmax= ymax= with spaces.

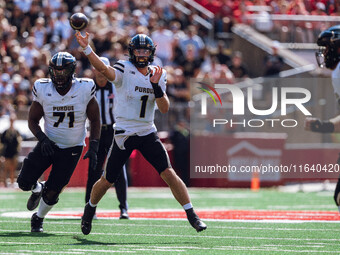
xmin=43 ymin=135 xmax=340 ymax=188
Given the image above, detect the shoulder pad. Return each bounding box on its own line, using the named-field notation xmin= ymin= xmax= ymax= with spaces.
xmin=113 ymin=60 xmax=127 ymax=73
xmin=33 ymin=78 xmax=51 ymax=98
xmin=76 ymin=78 xmax=94 ymax=83
xmin=35 ymin=78 xmax=52 ymax=85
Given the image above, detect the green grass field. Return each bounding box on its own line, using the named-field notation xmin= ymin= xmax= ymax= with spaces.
xmin=1 ymin=187 xmax=340 ymax=254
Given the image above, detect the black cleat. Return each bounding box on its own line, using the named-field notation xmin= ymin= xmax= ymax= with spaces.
xmin=27 ymin=182 xmax=44 ymax=211
xmin=119 ymin=209 xmax=129 ymax=219
xmin=81 ymin=203 xmax=96 ymax=235
xmin=186 ymin=208 xmax=207 ymax=232
xmin=31 ymin=212 xmax=44 ymax=232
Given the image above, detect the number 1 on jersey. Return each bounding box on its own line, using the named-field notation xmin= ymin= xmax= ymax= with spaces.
xmin=139 ymin=95 xmax=148 ymax=118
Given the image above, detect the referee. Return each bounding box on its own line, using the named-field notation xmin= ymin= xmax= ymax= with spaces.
xmin=85 ymin=57 xmax=129 ymax=219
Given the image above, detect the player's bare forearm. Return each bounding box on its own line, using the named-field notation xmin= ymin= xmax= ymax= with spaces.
xmin=75 ymin=31 xmax=115 ymax=81
xmin=87 ymin=52 xmax=116 ymax=82
xmin=89 ymin=118 xmax=101 ymax=140
xmin=156 ymin=94 xmax=170 ymax=114
xmin=87 ymin=97 xmax=101 ymax=140
xmin=28 ymin=101 xmax=44 ymax=136
xmin=150 ymin=66 xmax=169 ymax=113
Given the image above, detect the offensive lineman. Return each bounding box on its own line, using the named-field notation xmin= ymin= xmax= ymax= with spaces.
xmin=304 ymin=25 xmax=340 ymax=211
xmin=75 ymin=32 xmax=207 ymax=235
xmin=17 ymin=52 xmax=101 ymax=232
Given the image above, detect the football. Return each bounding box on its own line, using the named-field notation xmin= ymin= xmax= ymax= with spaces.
xmin=69 ymin=13 xmax=89 ymax=31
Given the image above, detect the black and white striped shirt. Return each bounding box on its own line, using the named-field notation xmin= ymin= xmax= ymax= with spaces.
xmin=95 ymin=81 xmax=115 ymax=126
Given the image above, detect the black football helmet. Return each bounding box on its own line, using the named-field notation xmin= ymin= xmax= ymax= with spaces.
xmin=48 ymin=52 xmax=76 ymax=91
xmin=316 ymin=25 xmax=340 ymax=69
xmin=128 ymin=34 xmax=156 ymax=68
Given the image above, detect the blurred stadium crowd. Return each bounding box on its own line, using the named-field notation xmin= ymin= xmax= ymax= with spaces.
xmin=0 ymin=0 xmax=337 ymax=121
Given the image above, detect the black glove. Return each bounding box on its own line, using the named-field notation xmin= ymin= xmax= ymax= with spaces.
xmin=310 ymin=119 xmax=334 ymax=133
xmin=36 ymin=131 xmax=56 ymax=156
xmin=83 ymin=140 xmax=99 ymax=170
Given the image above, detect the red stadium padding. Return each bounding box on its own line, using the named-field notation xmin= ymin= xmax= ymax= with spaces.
xmin=44 ymin=134 xmax=340 ymax=187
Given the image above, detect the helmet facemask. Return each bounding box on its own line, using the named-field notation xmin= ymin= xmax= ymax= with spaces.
xmin=49 ymin=66 xmax=75 ymax=91
xmin=315 ymin=47 xmax=326 ymax=68
xmin=128 ymin=34 xmax=156 ymax=68
xmin=48 ymin=52 xmax=76 ymax=92
xmin=316 ymin=26 xmax=340 ymax=70
xmin=133 ymin=49 xmax=152 ymax=68
xmin=315 ymin=46 xmax=339 ymax=69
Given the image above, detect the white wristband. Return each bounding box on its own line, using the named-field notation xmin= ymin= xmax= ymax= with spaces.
xmin=82 ymin=45 xmax=93 ymax=56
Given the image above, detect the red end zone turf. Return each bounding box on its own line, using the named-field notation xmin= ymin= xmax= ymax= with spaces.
xmin=49 ymin=210 xmax=340 ymax=221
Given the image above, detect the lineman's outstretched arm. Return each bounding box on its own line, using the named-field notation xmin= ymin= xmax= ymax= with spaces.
xmin=86 ymin=97 xmax=101 ymax=141
xmin=304 ymin=115 xmax=340 ymax=133
xmin=28 ymin=101 xmax=44 ymax=136
xmin=84 ymin=97 xmax=101 ymax=169
xmin=28 ymin=101 xmax=56 ymax=156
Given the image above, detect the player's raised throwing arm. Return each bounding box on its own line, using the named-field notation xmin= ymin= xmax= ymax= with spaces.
xmin=75 ymin=32 xmax=116 ymax=82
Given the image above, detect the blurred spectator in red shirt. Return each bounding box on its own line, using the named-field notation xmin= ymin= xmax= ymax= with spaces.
xmin=199 ymin=0 xmax=223 ymax=14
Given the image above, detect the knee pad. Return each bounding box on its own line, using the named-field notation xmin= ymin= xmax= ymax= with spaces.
xmin=42 ymin=186 xmax=60 ymax=206
xmin=17 ymin=157 xmax=41 ymax=191
xmin=17 ymin=176 xmax=35 ymax=191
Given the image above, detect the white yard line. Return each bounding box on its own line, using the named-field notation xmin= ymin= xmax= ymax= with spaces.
xmin=206 ymin=247 xmax=339 ymax=253
xmin=14 ymin=251 xmax=83 ymax=254
xmin=263 ymin=244 xmax=325 ymax=248
xmin=0 ymin=195 xmax=16 ymax=200
xmin=2 ymin=243 xmax=339 ymax=254
xmin=2 ymin=219 xmax=340 ymax=232
xmin=0 ymin=229 xmax=339 ymax=242
xmin=268 ymin=205 xmax=335 ymax=209
xmin=0 ymin=253 xmax=29 ymax=255
xmin=65 ymin=250 xmax=135 ymax=254
xmin=130 ymin=248 xmax=184 ymax=252
xmin=0 ymin=209 xmax=19 ymax=212
xmin=0 ymin=241 xmax=54 ymax=245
